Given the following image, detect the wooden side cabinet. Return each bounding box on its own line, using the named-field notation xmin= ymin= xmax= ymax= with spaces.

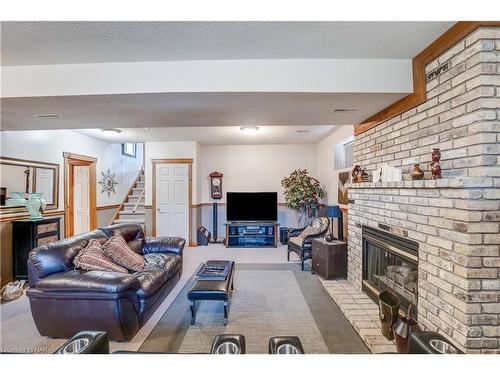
xmin=12 ymin=217 xmax=61 ymax=280
xmin=311 ymin=238 xmax=347 ymax=280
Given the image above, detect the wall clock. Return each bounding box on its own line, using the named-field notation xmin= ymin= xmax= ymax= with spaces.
xmin=209 ymin=171 xmax=223 ymax=200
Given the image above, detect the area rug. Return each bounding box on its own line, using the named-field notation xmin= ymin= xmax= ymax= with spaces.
xmin=140 ymin=263 xmax=369 ymax=354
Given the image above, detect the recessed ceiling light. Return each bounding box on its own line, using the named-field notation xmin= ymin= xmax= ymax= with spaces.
xmin=296 ymin=130 xmax=311 ymax=133
xmin=331 ymin=108 xmax=358 ymax=113
xmin=32 ymin=113 xmax=63 ymax=119
xmin=101 ymin=128 xmax=122 ymax=134
xmin=240 ymin=126 xmax=259 ymax=135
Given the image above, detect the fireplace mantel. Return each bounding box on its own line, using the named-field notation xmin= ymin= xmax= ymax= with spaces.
xmin=347 ymin=177 xmax=494 ymax=190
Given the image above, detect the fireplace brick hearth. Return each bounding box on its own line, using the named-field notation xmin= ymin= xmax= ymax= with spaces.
xmin=347 ymin=26 xmax=500 ymax=353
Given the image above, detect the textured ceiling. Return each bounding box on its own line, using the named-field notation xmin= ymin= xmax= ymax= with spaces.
xmin=75 ymin=125 xmax=338 ymax=145
xmin=0 ymin=21 xmax=455 ymax=65
xmin=1 ymin=92 xmax=406 ymax=131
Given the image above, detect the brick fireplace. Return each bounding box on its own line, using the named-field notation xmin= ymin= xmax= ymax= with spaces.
xmin=347 ymin=26 xmax=500 ymax=353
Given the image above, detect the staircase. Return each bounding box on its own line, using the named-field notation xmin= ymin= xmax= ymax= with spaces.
xmin=109 ymin=169 xmax=146 ymax=228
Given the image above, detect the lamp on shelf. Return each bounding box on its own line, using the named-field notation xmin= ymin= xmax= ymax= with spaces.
xmin=325 ymin=205 xmax=343 ymax=242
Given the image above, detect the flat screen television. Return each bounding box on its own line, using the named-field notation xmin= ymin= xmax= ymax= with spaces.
xmin=226 ymin=192 xmax=278 ymax=222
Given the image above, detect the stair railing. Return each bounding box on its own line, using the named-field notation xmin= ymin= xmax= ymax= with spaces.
xmin=132 ymin=189 xmax=145 ymax=213
xmin=107 ymin=168 xmax=144 ymax=226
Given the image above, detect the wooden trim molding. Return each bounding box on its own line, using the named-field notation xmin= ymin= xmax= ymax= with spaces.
xmin=62 ymin=152 xmax=97 ymax=163
xmin=151 ymin=158 xmax=194 ymax=164
xmin=0 ymin=209 xmax=65 ymax=223
xmin=355 ymin=21 xmax=500 ymax=136
xmin=152 ymin=159 xmax=194 ymax=246
xmin=63 ymin=152 xmax=97 ymax=237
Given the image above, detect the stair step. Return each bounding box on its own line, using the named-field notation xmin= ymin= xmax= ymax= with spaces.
xmin=119 ymin=210 xmax=145 ymax=215
xmin=132 ymin=188 xmax=144 ymax=193
xmin=135 ymin=182 xmax=145 ymax=189
xmin=124 ymin=202 xmax=144 ymax=208
xmin=114 ymin=219 xmax=146 ymax=224
xmin=127 ymin=196 xmax=144 ymax=201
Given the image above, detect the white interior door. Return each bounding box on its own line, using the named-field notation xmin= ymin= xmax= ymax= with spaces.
xmin=73 ymin=165 xmax=90 ymax=235
xmin=156 ymin=163 xmax=189 ymax=240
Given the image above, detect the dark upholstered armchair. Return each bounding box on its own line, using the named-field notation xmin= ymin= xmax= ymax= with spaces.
xmin=287 ymin=217 xmax=330 ymax=270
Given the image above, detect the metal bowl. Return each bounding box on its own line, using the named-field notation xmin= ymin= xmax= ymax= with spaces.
xmin=61 ymin=338 xmax=91 ymax=354
xmin=429 ymin=339 xmax=458 ymax=354
xmin=276 ymin=344 xmax=302 ymax=354
xmin=214 ymin=341 xmax=240 ymax=354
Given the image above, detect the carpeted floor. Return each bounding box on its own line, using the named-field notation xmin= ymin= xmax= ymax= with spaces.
xmin=140 ymin=263 xmax=369 ymax=354
xmin=0 ymin=245 xmax=368 ymax=354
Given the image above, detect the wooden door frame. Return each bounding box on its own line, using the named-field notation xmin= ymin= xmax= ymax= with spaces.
xmin=152 ymin=158 xmax=193 ymax=246
xmin=63 ymin=152 xmax=97 ymax=237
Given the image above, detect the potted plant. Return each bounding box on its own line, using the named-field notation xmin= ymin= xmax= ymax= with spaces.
xmin=281 ymin=169 xmax=326 ymax=227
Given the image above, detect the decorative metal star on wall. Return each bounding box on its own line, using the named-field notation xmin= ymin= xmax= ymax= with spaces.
xmin=98 ymin=169 xmax=119 ymax=197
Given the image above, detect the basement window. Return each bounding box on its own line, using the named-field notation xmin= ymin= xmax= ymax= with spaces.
xmin=335 ymin=137 xmax=354 ymax=170
xmin=122 ymin=143 xmax=137 ymax=158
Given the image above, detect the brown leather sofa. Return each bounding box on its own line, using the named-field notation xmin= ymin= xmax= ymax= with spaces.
xmin=26 ymin=223 xmax=185 ymax=341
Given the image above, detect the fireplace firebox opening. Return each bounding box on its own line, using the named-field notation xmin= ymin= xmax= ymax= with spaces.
xmin=362 ymin=225 xmax=419 ymax=315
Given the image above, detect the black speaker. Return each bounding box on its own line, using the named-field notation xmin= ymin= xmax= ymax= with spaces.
xmin=197 ymin=226 xmax=211 ymax=246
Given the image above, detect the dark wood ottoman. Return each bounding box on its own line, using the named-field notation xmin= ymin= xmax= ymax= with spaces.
xmin=187 ymin=261 xmax=235 ymax=325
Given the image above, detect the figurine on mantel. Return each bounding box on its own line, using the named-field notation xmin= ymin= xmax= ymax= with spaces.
xmin=430 ymin=148 xmax=442 ymax=179
xmin=351 ymin=165 xmax=368 ymax=183
xmin=411 ymin=163 xmax=424 ymax=180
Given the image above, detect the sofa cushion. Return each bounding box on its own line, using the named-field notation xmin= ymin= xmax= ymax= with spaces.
xmin=74 ymin=239 xmax=128 ymax=274
xmin=33 ymin=269 xmax=141 ymax=294
xmin=104 ymin=235 xmax=145 ymax=272
xmin=134 ymin=253 xmax=182 ymax=298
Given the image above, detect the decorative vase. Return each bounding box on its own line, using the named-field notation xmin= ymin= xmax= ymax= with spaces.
xmin=411 ymin=164 xmax=424 ymax=180
xmin=431 ymin=163 xmax=442 ymax=179
xmin=430 ymin=148 xmax=442 ymax=179
xmin=26 ymin=193 xmax=46 ymax=219
xmin=378 ymin=290 xmax=400 ymax=340
xmin=431 ymin=148 xmax=441 ymax=163
xmin=5 ymin=192 xmax=26 ymax=207
xmin=393 ymin=298 xmax=421 ymax=353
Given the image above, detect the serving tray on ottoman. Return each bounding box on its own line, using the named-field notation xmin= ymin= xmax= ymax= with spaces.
xmin=187 ymin=260 xmax=235 ymax=325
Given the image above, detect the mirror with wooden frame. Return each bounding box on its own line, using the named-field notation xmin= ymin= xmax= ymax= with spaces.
xmin=0 ymin=157 xmax=59 ymax=214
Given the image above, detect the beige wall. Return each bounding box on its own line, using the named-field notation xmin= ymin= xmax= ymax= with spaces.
xmin=199 ymin=144 xmax=317 ymax=203
xmin=316 ymin=126 xmax=354 ymax=207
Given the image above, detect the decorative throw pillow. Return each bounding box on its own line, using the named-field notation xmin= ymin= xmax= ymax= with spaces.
xmin=103 ymin=235 xmax=145 ymax=272
xmin=74 ymin=239 xmax=128 ymax=273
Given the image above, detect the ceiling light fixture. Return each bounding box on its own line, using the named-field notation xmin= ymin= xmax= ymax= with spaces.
xmin=32 ymin=113 xmax=63 ymax=119
xmin=101 ymin=128 xmax=122 ymax=134
xmin=240 ymin=126 xmax=259 ymax=135
xmin=296 ymin=130 xmax=311 ymax=133
xmin=331 ymin=108 xmax=358 ymax=113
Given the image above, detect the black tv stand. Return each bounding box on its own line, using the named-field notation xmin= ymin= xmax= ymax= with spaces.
xmin=224 ymin=222 xmax=278 ymax=248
